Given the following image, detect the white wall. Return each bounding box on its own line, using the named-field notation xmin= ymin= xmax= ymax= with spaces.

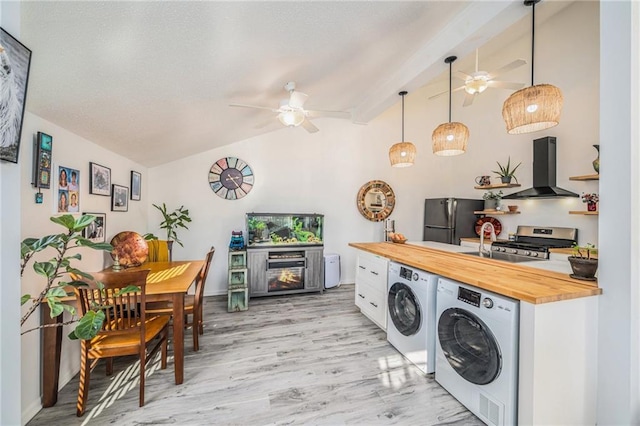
xmin=19 ymin=113 xmax=149 ymax=423
xmin=1 ymin=2 xmax=24 ymax=425
xmin=149 ymin=1 xmax=600 ymax=296
xmin=597 ymin=1 xmax=640 ymax=423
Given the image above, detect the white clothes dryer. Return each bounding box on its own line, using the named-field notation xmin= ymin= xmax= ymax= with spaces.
xmin=387 ymin=262 xmax=438 ymax=374
xmin=435 ymin=278 xmax=519 ymax=426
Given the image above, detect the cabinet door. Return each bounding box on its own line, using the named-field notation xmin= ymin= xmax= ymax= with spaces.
xmin=305 ymin=247 xmax=324 ymax=291
xmin=247 ymin=250 xmax=268 ymax=297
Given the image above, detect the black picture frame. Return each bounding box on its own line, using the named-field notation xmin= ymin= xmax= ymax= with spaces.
xmin=89 ymin=162 xmax=111 ymax=196
xmin=130 ymin=171 xmax=141 ymax=201
xmin=32 ymin=132 xmax=53 ymax=189
xmin=81 ymin=212 xmax=106 ymax=243
xmin=0 ymin=28 xmax=33 ymax=163
xmin=111 ymin=184 xmax=129 ymax=212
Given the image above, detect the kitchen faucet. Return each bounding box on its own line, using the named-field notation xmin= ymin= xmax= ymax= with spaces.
xmin=479 ymin=222 xmax=496 ymax=256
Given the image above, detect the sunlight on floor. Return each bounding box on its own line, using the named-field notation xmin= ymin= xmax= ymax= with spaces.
xmin=80 ymin=353 xmax=172 ymax=425
xmin=376 ymin=352 xmax=424 ymax=390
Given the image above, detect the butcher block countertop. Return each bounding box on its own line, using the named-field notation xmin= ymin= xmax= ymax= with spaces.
xmin=349 ymin=242 xmax=602 ymax=304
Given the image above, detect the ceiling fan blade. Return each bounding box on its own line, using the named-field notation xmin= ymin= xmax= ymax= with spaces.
xmin=462 ymin=92 xmax=476 ymax=107
xmin=305 ymin=109 xmax=351 ymax=120
xmin=229 ymin=103 xmax=278 ymax=112
xmin=487 ymin=80 xmax=525 ymax=90
xmin=288 ymin=91 xmax=308 ymax=109
xmin=455 ymin=70 xmax=473 ymax=81
xmin=428 ymin=85 xmax=466 ymax=100
xmin=487 ymin=59 xmax=527 ymax=80
xmin=301 ymin=119 xmax=319 ymax=133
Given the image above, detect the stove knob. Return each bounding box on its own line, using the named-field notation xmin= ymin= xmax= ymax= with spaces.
xmin=497 ymin=247 xmax=505 ymax=252
xmin=531 ymin=252 xmax=539 ymax=257
xmin=482 ymin=298 xmax=494 ymax=309
xmin=524 ymin=251 xmax=531 ymax=256
xmin=509 ymin=248 xmax=517 ymax=254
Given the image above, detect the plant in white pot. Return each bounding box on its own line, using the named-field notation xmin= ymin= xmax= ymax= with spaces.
xmin=482 ymin=190 xmax=503 ymax=211
xmin=493 ymin=157 xmax=522 ymax=184
xmin=568 ymin=243 xmax=598 ymax=281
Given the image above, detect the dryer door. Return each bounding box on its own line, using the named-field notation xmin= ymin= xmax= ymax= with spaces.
xmin=388 ymin=282 xmax=422 ymax=336
xmin=437 ymin=307 xmax=501 ymax=385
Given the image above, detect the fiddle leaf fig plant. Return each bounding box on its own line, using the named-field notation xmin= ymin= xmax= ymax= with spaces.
xmin=20 ymin=214 xmax=114 ymax=339
xmin=152 ymin=203 xmax=192 ymax=247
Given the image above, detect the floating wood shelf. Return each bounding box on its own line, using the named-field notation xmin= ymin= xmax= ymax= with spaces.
xmin=474 ymin=210 xmax=521 ymax=215
xmin=474 ymin=183 xmax=522 ymax=190
xmin=569 ymin=211 xmax=599 ymax=215
xmin=569 ymin=174 xmax=599 ymax=181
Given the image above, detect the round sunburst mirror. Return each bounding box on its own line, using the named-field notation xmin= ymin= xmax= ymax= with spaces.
xmin=356 ymin=180 xmax=396 ymax=222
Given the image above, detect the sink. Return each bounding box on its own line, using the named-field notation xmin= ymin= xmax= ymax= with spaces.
xmin=458 ymin=251 xmax=545 ymax=263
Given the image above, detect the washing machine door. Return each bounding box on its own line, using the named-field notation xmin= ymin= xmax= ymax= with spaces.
xmin=438 ymin=307 xmax=501 ymax=385
xmin=388 ymin=282 xmax=421 ymax=336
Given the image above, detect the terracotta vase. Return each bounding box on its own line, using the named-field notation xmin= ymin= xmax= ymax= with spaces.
xmin=587 ymin=201 xmax=597 ymax=212
xmin=592 ymin=144 xmax=600 ymax=173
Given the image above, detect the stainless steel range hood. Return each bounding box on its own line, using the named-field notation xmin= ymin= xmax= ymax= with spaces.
xmin=503 ymin=136 xmax=579 ymax=199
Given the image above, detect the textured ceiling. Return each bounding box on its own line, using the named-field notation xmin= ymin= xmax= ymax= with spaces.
xmin=18 ymin=1 xmax=566 ymax=167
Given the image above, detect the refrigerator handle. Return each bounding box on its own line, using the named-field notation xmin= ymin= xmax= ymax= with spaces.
xmin=447 ymin=198 xmax=457 ymax=228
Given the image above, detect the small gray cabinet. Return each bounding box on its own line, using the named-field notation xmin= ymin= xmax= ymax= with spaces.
xmin=304 ymin=246 xmax=324 ymax=291
xmin=247 ymin=249 xmax=268 ymax=297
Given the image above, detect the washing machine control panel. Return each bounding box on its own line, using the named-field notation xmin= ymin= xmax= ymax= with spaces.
xmin=457 ymin=287 xmax=481 ymax=308
xmin=399 ymin=266 xmax=415 ymax=281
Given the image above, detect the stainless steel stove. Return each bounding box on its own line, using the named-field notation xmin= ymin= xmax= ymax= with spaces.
xmin=491 ymin=226 xmax=578 ymax=260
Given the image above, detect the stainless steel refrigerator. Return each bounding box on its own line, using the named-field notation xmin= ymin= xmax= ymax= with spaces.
xmin=423 ymin=198 xmax=484 ymax=244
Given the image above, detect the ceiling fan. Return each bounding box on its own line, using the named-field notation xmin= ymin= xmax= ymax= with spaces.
xmin=429 ymin=49 xmax=527 ymax=107
xmin=229 ymin=81 xmax=351 ymax=133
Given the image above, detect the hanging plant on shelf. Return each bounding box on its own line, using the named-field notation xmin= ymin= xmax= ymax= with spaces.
xmin=492 ymin=157 xmax=522 ymax=184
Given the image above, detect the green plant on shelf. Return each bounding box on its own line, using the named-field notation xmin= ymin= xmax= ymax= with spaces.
xmin=571 ymin=243 xmax=598 ymax=260
xmin=483 ymin=190 xmax=504 ymax=200
xmin=493 ymin=157 xmax=522 ymax=183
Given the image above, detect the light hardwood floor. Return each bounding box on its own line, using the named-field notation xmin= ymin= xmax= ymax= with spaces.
xmin=28 ymin=284 xmax=481 ymax=425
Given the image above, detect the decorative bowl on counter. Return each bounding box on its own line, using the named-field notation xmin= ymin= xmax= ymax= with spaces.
xmin=388 ymin=232 xmax=407 ymax=244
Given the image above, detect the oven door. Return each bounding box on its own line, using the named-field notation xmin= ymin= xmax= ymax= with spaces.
xmin=388 ymin=282 xmax=422 ymax=336
xmin=437 ymin=307 xmax=502 ymax=385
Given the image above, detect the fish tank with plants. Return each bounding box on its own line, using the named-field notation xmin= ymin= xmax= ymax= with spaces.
xmin=246 ymin=213 xmax=324 ymax=247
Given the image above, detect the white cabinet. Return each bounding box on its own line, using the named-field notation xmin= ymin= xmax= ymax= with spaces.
xmin=354 ymin=250 xmax=388 ymax=330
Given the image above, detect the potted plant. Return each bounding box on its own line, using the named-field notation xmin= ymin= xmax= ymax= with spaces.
xmin=568 ymin=243 xmax=598 ymax=281
xmin=482 ymin=190 xmax=503 ymax=210
xmin=152 ymin=203 xmax=192 ymax=252
xmin=20 ymin=214 xmax=117 ymax=339
xmin=582 ymin=193 xmax=599 ymax=212
xmin=492 ymin=157 xmax=522 ymax=184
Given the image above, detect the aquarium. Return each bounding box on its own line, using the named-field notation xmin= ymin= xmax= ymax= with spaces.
xmin=246 ymin=213 xmax=323 ymax=247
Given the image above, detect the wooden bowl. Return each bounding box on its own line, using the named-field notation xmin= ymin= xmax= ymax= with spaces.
xmin=508 ymin=205 xmax=519 ymax=212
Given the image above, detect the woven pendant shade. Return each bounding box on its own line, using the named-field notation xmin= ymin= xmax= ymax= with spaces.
xmin=388 ymin=91 xmax=416 ymax=167
xmin=502 ymin=0 xmax=563 ymax=134
xmin=502 ymin=84 xmax=563 ymax=134
xmin=389 ymin=142 xmax=417 ymax=167
xmin=432 ymin=122 xmax=469 ymax=156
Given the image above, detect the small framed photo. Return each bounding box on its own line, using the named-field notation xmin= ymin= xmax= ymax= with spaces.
xmin=89 ymin=162 xmax=111 ymax=196
xmin=130 ymin=171 xmax=141 ymax=201
xmin=111 ymin=184 xmax=129 ymax=212
xmin=82 ymin=212 xmax=106 ymax=243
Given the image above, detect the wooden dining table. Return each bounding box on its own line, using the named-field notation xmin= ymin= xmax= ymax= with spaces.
xmin=41 ymin=260 xmax=204 ymax=407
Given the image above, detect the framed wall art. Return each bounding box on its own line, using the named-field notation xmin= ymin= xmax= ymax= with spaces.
xmin=32 ymin=132 xmax=53 ymax=189
xmin=56 ymin=165 xmax=80 ymax=213
xmin=0 ymin=28 xmax=32 ymax=164
xmin=81 ymin=212 xmax=106 ymax=243
xmin=89 ymin=162 xmax=111 ymax=196
xmin=111 ymin=184 xmax=129 ymax=212
xmin=130 ymin=170 xmax=141 ymax=201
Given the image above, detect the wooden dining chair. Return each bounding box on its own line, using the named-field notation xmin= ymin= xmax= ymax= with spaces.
xmin=146 ymin=246 xmax=215 ymax=351
xmin=147 ymin=240 xmax=171 ymax=262
xmin=73 ymin=269 xmax=170 ymax=417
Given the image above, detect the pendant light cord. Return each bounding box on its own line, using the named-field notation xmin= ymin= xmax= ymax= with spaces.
xmin=401 ymin=93 xmax=405 ymax=142
xmin=531 ymin=1 xmax=535 ymax=86
xmin=448 ymin=60 xmax=452 ymax=123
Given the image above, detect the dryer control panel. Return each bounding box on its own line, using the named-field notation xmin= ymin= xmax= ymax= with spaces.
xmin=458 ymin=286 xmax=481 ymax=307
xmin=399 ymin=266 xmax=414 ymax=281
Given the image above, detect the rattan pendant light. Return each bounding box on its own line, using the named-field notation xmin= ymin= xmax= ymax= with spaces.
xmin=432 ymin=56 xmax=469 ymax=156
xmin=502 ymin=0 xmax=563 ymax=134
xmin=389 ymin=91 xmax=416 ymax=167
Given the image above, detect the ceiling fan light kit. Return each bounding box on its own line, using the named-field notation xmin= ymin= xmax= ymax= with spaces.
xmin=432 ymin=56 xmax=469 ymax=156
xmin=278 ymin=109 xmax=305 ymax=127
xmin=389 ymin=91 xmax=417 ymax=167
xmin=502 ymin=0 xmax=563 ymax=134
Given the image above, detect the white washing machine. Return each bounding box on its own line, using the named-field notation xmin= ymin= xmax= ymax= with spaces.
xmin=435 ymin=277 xmax=519 ymax=426
xmin=386 ymin=262 xmax=438 ymax=374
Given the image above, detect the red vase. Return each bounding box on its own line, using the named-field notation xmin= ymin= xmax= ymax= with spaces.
xmin=587 ymin=201 xmax=597 ymax=212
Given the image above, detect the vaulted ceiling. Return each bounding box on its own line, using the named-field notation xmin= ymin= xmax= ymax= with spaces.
xmin=18 ymin=1 xmax=571 ymax=167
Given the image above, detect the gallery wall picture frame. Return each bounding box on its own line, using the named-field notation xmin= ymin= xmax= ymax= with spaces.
xmin=0 ymin=28 xmax=32 ymax=164
xmin=81 ymin=212 xmax=106 ymax=243
xmin=111 ymin=184 xmax=129 ymax=212
xmin=89 ymin=162 xmax=111 ymax=196
xmin=56 ymin=165 xmax=80 ymax=213
xmin=130 ymin=171 xmax=141 ymax=201
xmin=32 ymin=132 xmax=53 ymax=189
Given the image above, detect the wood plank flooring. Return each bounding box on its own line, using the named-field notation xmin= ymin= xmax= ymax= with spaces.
xmin=28 ymin=284 xmax=481 ymax=425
